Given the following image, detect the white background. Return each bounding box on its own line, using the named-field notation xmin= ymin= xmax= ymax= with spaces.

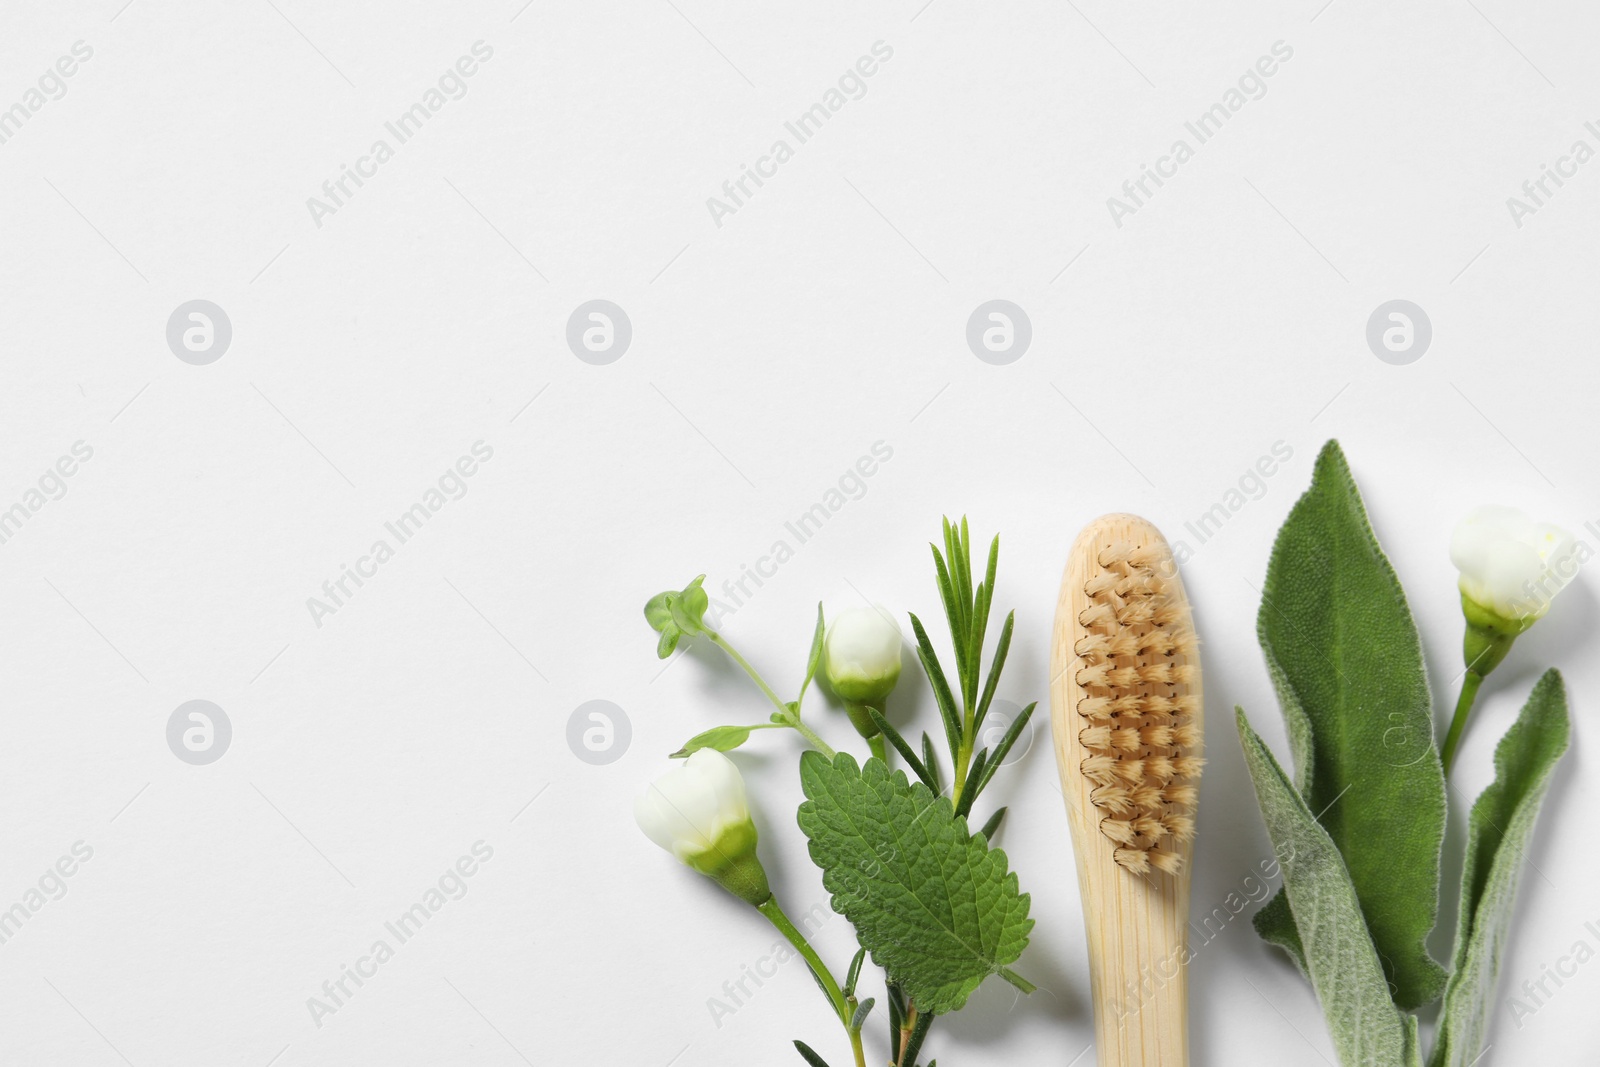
xmin=0 ymin=1 xmax=1596 ymax=1064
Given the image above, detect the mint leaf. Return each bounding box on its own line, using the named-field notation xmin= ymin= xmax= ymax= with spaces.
xmin=1430 ymin=670 xmax=1570 ymax=1067
xmin=1238 ymin=709 xmax=1410 ymax=1067
xmin=1254 ymin=440 xmax=1447 ymax=1009
xmin=796 ymin=752 xmax=1032 ymax=1015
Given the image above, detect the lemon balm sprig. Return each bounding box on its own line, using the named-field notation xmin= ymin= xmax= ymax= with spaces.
xmin=646 ymin=577 xmax=840 ymax=759
xmin=634 ymin=751 xmax=870 ymax=1067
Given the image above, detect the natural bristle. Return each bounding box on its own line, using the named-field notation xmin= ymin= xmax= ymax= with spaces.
xmin=1072 ymin=530 xmax=1203 ymax=878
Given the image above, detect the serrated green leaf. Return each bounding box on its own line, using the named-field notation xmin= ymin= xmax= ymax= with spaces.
xmin=1430 ymin=670 xmax=1570 ymax=1067
xmin=797 ymin=751 xmax=1033 ymax=1015
xmin=1237 ymin=708 xmax=1410 ymax=1067
xmin=1254 ymin=440 xmax=1447 ymax=1010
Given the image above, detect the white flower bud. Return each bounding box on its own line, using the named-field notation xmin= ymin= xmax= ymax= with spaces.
xmin=1450 ymin=504 xmax=1579 ymax=622
xmin=634 ymin=750 xmax=770 ymax=905
xmin=823 ymin=605 xmax=903 ymax=708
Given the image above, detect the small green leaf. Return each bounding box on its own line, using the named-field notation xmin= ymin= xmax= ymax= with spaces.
xmin=969 ymin=701 xmax=1035 ymax=804
xmin=670 ymin=723 xmax=780 ymax=758
xmin=850 ymin=997 xmax=875 ymax=1031
xmin=956 ymin=748 xmax=988 ymax=816
xmin=973 ymin=610 xmax=1014 ymax=740
xmin=867 ymin=708 xmax=934 ymax=792
xmin=670 ymin=575 xmax=709 ymax=635
xmin=792 ymin=1039 xmax=832 ymax=1067
xmin=655 ymin=627 xmax=681 ymax=660
xmin=921 ymin=732 xmax=942 ymax=795
xmin=799 ymin=602 xmax=826 ymax=701
xmin=1254 ymin=440 xmax=1447 ymax=1010
xmin=1430 ymin=670 xmax=1570 ymax=1067
xmin=909 ymin=613 xmax=962 ymax=756
xmin=644 ymin=591 xmax=675 ymax=632
xmin=843 ymin=948 xmax=867 ymax=998
xmin=1237 ymin=708 xmax=1411 ymax=1067
xmin=978 ymin=806 xmax=1007 ymax=842
xmin=797 ymin=751 xmax=1033 ymax=1015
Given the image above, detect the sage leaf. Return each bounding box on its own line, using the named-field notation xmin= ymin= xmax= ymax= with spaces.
xmin=1238 ymin=708 xmax=1410 ymax=1067
xmin=1429 ymin=670 xmax=1570 ymax=1067
xmin=796 ymin=751 xmax=1033 ymax=1015
xmin=1254 ymin=440 xmax=1447 ymax=1010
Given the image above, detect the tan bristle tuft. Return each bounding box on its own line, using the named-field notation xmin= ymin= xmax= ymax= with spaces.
xmin=1101 ymin=818 xmax=1138 ymax=845
xmin=1148 ymin=849 xmax=1183 ymax=875
xmin=1068 ymin=524 xmax=1203 ymax=879
xmin=1113 ymin=848 xmax=1150 ymax=874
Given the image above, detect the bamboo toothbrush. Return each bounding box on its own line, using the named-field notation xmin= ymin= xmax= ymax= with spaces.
xmin=1050 ymin=514 xmax=1203 ymax=1067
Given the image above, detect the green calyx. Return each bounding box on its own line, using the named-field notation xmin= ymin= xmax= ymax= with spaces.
xmin=680 ymin=818 xmax=771 ymax=906
xmin=1460 ymin=591 xmax=1536 ymax=677
xmin=843 ymin=703 xmax=881 ymax=740
xmin=830 ymin=668 xmax=900 ymax=708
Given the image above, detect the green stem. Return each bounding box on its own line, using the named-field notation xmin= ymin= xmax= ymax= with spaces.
xmin=898 ymin=1009 xmax=934 ymax=1067
xmin=790 ymin=719 xmax=838 ymax=759
xmin=998 ymin=966 xmax=1036 ymax=994
xmin=708 ymin=630 xmax=837 ymax=759
xmin=757 ymin=898 xmax=865 ymax=1067
xmin=1440 ymin=670 xmax=1485 ymax=776
xmin=952 ymin=716 xmax=974 ymax=796
xmin=709 ymin=630 xmax=787 ymax=713
xmin=868 ymin=734 xmax=888 ymax=765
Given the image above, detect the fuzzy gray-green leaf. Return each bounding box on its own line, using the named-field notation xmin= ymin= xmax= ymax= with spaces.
xmin=1254 ymin=440 xmax=1447 ymax=1010
xmin=1430 ymin=670 xmax=1570 ymax=1067
xmin=797 ymin=751 xmax=1032 ymax=1015
xmin=1238 ymin=708 xmax=1410 ymax=1067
